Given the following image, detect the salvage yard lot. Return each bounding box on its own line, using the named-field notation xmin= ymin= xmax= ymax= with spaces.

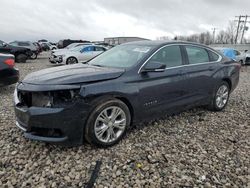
xmin=0 ymin=52 xmax=249 ymax=187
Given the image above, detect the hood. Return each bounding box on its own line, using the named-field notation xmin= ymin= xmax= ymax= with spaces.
xmin=52 ymin=49 xmax=68 ymax=53
xmin=22 ymin=64 xmax=125 ymax=85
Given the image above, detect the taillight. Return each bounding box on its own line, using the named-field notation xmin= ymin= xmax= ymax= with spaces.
xmin=4 ymin=59 xmax=15 ymax=67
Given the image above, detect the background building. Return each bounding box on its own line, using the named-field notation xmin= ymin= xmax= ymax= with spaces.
xmin=104 ymin=37 xmax=149 ymax=45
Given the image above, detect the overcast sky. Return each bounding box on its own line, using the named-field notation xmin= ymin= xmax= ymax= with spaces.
xmin=0 ymin=0 xmax=250 ymax=42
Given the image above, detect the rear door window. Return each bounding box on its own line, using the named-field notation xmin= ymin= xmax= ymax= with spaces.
xmin=185 ymin=46 xmax=209 ymax=64
xmin=95 ymin=47 xmax=106 ymax=52
xmin=208 ymin=50 xmax=220 ymax=62
xmin=82 ymin=46 xmax=94 ymax=52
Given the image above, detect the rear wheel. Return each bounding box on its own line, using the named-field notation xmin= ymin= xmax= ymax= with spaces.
xmin=66 ymin=57 xmax=78 ymax=64
xmin=16 ymin=54 xmax=27 ymax=63
xmin=208 ymin=81 xmax=230 ymax=111
xmin=85 ymin=99 xmax=131 ymax=147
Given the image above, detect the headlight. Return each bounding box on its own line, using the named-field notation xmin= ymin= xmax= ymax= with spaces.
xmin=31 ymin=89 xmax=80 ymax=108
xmin=52 ymin=89 xmax=80 ymax=105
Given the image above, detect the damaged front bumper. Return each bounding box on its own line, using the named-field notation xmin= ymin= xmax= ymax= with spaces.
xmin=14 ymin=83 xmax=90 ymax=146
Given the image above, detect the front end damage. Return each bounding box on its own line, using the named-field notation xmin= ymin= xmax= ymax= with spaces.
xmin=14 ymin=83 xmax=90 ymax=146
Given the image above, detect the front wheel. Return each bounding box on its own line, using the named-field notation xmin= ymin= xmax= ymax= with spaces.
xmin=208 ymin=81 xmax=230 ymax=111
xmin=16 ymin=54 xmax=27 ymax=63
xmin=30 ymin=52 xmax=37 ymax=60
xmin=85 ymin=99 xmax=131 ymax=147
xmin=66 ymin=57 xmax=78 ymax=64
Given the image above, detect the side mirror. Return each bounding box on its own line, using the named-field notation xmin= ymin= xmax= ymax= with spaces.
xmin=141 ymin=61 xmax=166 ymax=73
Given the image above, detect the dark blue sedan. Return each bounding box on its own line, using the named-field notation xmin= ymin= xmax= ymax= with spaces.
xmin=14 ymin=41 xmax=240 ymax=147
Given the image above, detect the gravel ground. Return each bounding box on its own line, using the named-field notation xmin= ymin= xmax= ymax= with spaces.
xmin=0 ymin=52 xmax=249 ymax=187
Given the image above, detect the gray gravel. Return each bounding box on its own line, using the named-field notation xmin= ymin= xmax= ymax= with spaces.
xmin=0 ymin=52 xmax=249 ymax=187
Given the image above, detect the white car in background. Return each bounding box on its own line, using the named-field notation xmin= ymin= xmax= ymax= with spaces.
xmin=51 ymin=43 xmax=92 ymax=54
xmin=49 ymin=45 xmax=107 ymax=64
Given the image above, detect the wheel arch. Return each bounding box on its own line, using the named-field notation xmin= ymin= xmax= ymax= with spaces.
xmin=66 ymin=56 xmax=78 ymax=64
xmin=87 ymin=94 xmax=134 ymax=126
xmin=222 ymin=77 xmax=232 ymax=91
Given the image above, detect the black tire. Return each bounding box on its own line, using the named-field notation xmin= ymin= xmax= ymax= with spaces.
xmin=240 ymin=60 xmax=245 ymax=66
xmin=66 ymin=57 xmax=78 ymax=64
xmin=16 ymin=54 xmax=27 ymax=63
xmin=85 ymin=99 xmax=131 ymax=147
xmin=30 ymin=52 xmax=37 ymax=60
xmin=208 ymin=81 xmax=230 ymax=111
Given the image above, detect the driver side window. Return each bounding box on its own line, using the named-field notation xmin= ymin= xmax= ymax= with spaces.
xmin=148 ymin=45 xmax=182 ymax=68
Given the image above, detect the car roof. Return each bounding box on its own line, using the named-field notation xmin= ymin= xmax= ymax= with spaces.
xmin=123 ymin=40 xmax=212 ymax=49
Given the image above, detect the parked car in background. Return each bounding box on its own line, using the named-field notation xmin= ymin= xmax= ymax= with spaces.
xmin=0 ymin=53 xmax=19 ymax=86
xmin=9 ymin=41 xmax=39 ymax=59
xmin=243 ymin=50 xmax=250 ymax=65
xmin=33 ymin=42 xmax=43 ymax=54
xmin=49 ymin=45 xmax=106 ymax=64
xmin=51 ymin=43 xmax=92 ymax=54
xmin=214 ymin=47 xmax=246 ymax=65
xmin=38 ymin=39 xmax=48 ymax=43
xmin=57 ymin=39 xmax=90 ymax=49
xmin=14 ymin=41 xmax=240 ymax=147
xmin=39 ymin=42 xmax=57 ymax=51
xmin=0 ymin=40 xmax=32 ymax=63
xmin=64 ymin=43 xmax=91 ymax=49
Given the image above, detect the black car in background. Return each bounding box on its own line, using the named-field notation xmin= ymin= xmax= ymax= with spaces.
xmin=14 ymin=41 xmax=240 ymax=147
xmin=0 ymin=40 xmax=32 ymax=63
xmin=9 ymin=41 xmax=39 ymax=60
xmin=0 ymin=53 xmax=19 ymax=86
xmin=57 ymin=39 xmax=91 ymax=49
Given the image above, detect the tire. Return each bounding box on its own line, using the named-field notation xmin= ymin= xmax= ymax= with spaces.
xmin=240 ymin=60 xmax=245 ymax=66
xmin=30 ymin=52 xmax=37 ymax=60
xmin=66 ymin=57 xmax=78 ymax=64
xmin=85 ymin=99 xmax=131 ymax=147
xmin=16 ymin=54 xmax=27 ymax=63
xmin=208 ymin=81 xmax=230 ymax=111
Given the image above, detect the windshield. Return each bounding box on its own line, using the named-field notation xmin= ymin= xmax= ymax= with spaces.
xmin=66 ymin=43 xmax=78 ymax=49
xmin=88 ymin=44 xmax=152 ymax=68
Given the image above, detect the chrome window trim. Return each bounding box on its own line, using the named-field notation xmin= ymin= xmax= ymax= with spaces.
xmin=138 ymin=43 xmax=222 ymax=74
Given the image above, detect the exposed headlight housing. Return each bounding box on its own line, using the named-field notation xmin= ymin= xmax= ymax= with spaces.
xmin=31 ymin=89 xmax=80 ymax=108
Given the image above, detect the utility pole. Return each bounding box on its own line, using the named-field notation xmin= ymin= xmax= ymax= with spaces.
xmin=234 ymin=15 xmax=250 ymax=44
xmin=240 ymin=15 xmax=250 ymax=44
xmin=235 ymin=16 xmax=242 ymax=44
xmin=212 ymin=28 xmax=217 ymax=44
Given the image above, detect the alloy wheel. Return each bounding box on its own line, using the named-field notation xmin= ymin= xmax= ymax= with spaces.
xmin=215 ymin=85 xmax=229 ymax=109
xmin=67 ymin=57 xmax=77 ymax=64
xmin=94 ymin=106 xmax=126 ymax=143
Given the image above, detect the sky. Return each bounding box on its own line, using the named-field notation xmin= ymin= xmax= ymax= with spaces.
xmin=0 ymin=0 xmax=250 ymax=42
